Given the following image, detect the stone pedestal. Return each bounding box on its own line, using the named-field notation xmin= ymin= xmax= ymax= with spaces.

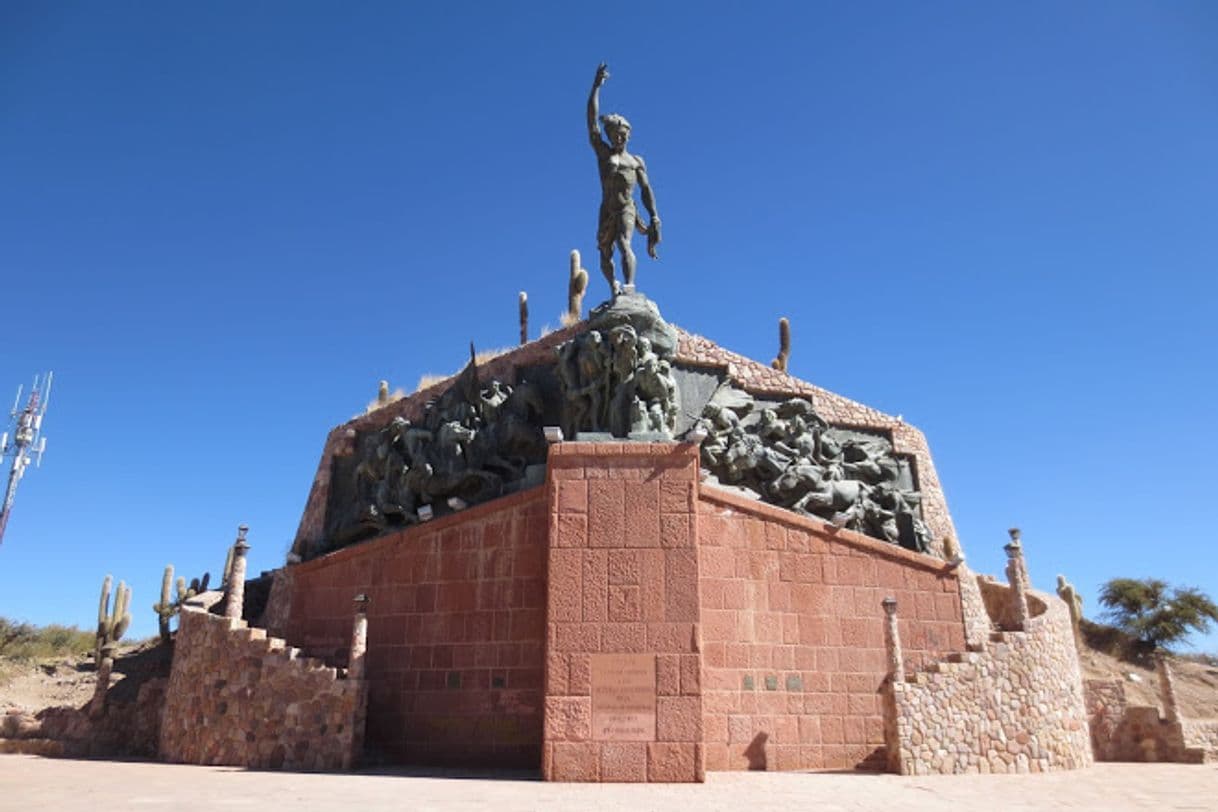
xmin=541 ymin=441 xmax=705 ymax=782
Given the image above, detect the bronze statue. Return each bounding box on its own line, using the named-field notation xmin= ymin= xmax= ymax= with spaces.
xmin=588 ymin=63 xmax=660 ymax=296
xmin=692 ymin=391 xmax=932 ymax=553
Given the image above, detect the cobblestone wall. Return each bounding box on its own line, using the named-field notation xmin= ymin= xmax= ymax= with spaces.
xmin=1084 ymin=678 xmax=1128 ymax=760
xmin=160 ymin=607 xmax=366 ymax=770
xmin=1182 ymin=719 xmax=1218 ymax=759
xmin=1085 ymin=677 xmax=1213 ymax=763
xmin=956 ymin=564 xmax=991 ymax=652
xmin=889 ymin=584 xmax=1092 ymax=774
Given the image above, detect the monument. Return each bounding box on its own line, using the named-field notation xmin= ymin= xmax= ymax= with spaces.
xmin=147 ymin=66 xmax=1097 ymax=783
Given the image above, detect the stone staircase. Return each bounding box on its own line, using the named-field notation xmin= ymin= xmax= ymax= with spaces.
xmin=886 ymin=593 xmax=1093 ymax=775
xmin=160 ymin=607 xmax=366 ymax=770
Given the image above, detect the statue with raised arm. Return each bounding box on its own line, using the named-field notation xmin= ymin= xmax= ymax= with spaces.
xmin=587 ymin=63 xmax=661 ymax=296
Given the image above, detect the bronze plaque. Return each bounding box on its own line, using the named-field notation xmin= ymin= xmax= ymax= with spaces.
xmin=590 ymin=653 xmax=656 ymax=741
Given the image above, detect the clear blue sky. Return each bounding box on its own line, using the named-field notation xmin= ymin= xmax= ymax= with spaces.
xmin=2 ymin=2 xmax=1216 ymax=652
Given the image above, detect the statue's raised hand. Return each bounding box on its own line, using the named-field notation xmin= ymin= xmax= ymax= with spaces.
xmin=595 ymin=63 xmax=610 ymax=87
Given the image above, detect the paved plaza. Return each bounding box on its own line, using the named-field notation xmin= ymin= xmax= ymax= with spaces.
xmin=1 ymin=755 xmax=1215 ymax=811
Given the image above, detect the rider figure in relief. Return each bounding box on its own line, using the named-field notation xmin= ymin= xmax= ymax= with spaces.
xmin=588 ymin=63 xmax=661 ymax=296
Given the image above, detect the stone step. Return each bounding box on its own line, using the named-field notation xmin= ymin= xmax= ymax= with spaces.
xmin=0 ymin=738 xmax=65 ymax=756
xmin=1182 ymin=747 xmax=1209 ymax=764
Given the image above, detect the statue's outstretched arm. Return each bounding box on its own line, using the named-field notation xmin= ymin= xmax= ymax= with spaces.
xmin=588 ymin=63 xmax=609 ymax=150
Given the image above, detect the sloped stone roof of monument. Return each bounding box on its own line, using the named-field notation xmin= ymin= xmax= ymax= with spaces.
xmin=336 ymin=319 xmax=902 ymax=439
xmin=674 ymin=329 xmax=897 ymax=430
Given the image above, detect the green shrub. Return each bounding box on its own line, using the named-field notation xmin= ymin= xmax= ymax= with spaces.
xmin=1098 ymin=578 xmax=1218 ymax=652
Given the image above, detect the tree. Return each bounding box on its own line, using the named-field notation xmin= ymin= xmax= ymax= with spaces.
xmin=1098 ymin=577 xmax=1218 ymax=651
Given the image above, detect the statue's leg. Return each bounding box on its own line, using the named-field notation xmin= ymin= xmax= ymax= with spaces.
xmin=597 ymin=210 xmax=620 ymax=295
xmin=599 ymin=246 xmax=619 ymax=294
xmin=618 ymin=209 xmax=638 ymax=287
xmin=618 ymin=236 xmax=637 ymax=287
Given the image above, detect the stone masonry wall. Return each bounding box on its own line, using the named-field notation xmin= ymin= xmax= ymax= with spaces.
xmin=889 ymin=583 xmax=1092 ymax=774
xmin=1084 ymin=677 xmax=1128 ymax=761
xmin=1182 ymin=719 xmax=1218 ymax=759
xmin=956 ymin=564 xmax=992 ymax=652
xmin=543 ymin=442 xmax=705 ymax=782
xmin=1085 ymin=677 xmax=1212 ymax=763
xmin=697 ymin=486 xmax=964 ymax=772
xmin=284 ymin=489 xmax=548 ymax=767
xmin=160 ymin=607 xmax=365 ymax=770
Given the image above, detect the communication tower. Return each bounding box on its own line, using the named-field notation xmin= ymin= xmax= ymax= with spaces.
xmin=1 ymin=372 xmax=53 ymax=545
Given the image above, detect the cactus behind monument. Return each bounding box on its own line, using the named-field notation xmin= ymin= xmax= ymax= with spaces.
xmin=95 ymin=574 xmax=131 ymax=665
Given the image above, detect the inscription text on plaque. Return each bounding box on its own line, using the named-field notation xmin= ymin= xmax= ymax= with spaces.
xmin=590 ymin=653 xmax=656 ymax=741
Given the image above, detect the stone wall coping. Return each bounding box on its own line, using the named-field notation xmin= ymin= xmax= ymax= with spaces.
xmin=547 ymin=441 xmax=699 ymax=460
xmin=698 ymin=483 xmax=949 ymax=574
xmin=292 ymin=485 xmax=546 ymax=576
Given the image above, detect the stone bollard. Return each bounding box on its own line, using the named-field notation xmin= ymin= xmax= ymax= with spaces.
xmin=349 ymin=593 xmax=369 ymax=681
xmin=1004 ymin=528 xmax=1030 ymax=631
xmin=882 ymin=596 xmax=905 ymax=683
xmin=224 ymin=525 xmax=250 ymax=621
xmin=1155 ymin=652 xmax=1181 ymax=723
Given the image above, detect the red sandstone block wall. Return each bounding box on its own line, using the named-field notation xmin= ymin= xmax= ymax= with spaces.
xmin=697 ymin=488 xmax=964 ymax=772
xmin=543 ymin=443 xmax=705 ymax=782
xmin=284 ymin=490 xmax=548 ymax=767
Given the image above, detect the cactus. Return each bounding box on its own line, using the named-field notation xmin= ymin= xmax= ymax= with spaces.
xmin=152 ymin=565 xmax=175 ymax=643
xmin=96 ymin=575 xmax=131 ymax=655
xmin=518 ymin=291 xmax=529 ymax=345
xmin=91 ymin=575 xmax=131 ymax=718
xmin=770 ymin=316 xmax=790 ymax=372
xmin=567 ymin=250 xmax=589 ymax=322
xmin=153 ymin=566 xmax=211 ymax=642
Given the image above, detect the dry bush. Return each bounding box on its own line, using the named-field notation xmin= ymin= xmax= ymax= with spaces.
xmin=412 ymin=346 xmax=514 ymax=394
xmin=0 ymin=617 xmax=94 ymax=661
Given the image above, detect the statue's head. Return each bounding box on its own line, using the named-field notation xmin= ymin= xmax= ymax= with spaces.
xmin=600 ymin=113 xmax=631 ymax=150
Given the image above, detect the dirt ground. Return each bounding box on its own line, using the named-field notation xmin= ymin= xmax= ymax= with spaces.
xmin=0 ymin=640 xmax=168 ymax=716
xmin=1076 ymin=645 xmax=1218 ymax=720
xmin=0 ymin=754 xmax=1215 ymax=811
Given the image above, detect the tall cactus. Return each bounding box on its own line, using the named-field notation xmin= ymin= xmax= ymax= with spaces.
xmin=153 ymin=566 xmax=175 ymax=643
xmin=770 ymin=316 xmax=791 ymax=372
xmin=567 ymin=250 xmax=589 ymax=322
xmin=153 ymin=565 xmax=210 ymax=643
xmin=91 ymin=575 xmax=131 ymax=718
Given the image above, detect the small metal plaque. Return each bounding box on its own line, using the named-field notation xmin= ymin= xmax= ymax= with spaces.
xmin=591 ymin=653 xmax=656 ymax=741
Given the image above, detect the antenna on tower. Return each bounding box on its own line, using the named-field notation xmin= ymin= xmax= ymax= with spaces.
xmin=1 ymin=372 xmax=54 ymax=546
